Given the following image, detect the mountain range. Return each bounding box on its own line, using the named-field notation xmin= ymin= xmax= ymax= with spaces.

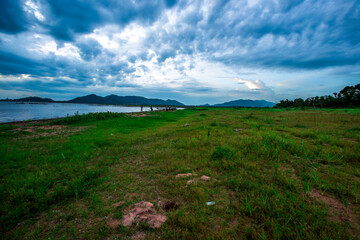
xmin=213 ymin=99 xmax=275 ymax=108
xmin=1 ymin=94 xmax=276 ymax=107
xmin=3 ymin=94 xmax=184 ymax=106
xmin=68 ymin=94 xmax=184 ymax=106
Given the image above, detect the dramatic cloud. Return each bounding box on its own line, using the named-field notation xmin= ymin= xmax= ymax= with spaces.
xmin=235 ymin=78 xmax=267 ymax=91
xmin=0 ymin=0 xmax=359 ymax=104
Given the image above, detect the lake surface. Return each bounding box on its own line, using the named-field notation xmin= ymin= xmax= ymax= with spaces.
xmin=0 ymin=102 xmax=153 ymax=123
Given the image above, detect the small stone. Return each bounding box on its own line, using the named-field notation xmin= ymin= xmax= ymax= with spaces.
xmin=187 ymin=179 xmax=195 ymax=185
xmin=176 ymin=173 xmax=193 ymax=178
xmin=200 ymin=175 xmax=210 ymax=181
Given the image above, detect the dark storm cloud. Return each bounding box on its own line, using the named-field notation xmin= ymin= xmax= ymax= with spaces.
xmin=0 ymin=0 xmax=27 ymax=34
xmin=42 ymin=0 xmax=179 ymax=41
xmin=0 ymin=50 xmax=56 ymax=75
xmin=76 ymin=38 xmax=102 ymax=61
xmin=0 ymin=0 xmax=179 ymax=41
xmin=144 ymin=0 xmax=360 ymax=70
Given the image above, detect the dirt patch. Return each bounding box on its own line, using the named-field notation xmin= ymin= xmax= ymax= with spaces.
xmin=0 ymin=118 xmax=55 ymax=127
xmin=311 ymin=190 xmax=360 ymax=238
xmin=112 ymin=201 xmax=124 ymax=208
xmin=176 ymin=173 xmax=193 ymax=178
xmin=132 ymin=231 xmax=146 ymax=240
xmin=129 ymin=113 xmax=149 ymax=118
xmin=186 ymin=175 xmax=211 ymax=185
xmin=108 ymin=219 xmax=121 ymax=229
xmin=229 ymin=217 xmax=239 ymax=228
xmin=12 ymin=125 xmax=92 ymax=138
xmin=279 ymin=165 xmax=301 ymax=182
xmin=122 ymin=201 xmax=167 ymax=228
xmin=37 ymin=125 xmax=64 ymax=130
xmin=24 ymin=128 xmax=35 ymax=133
xmin=354 ymin=175 xmax=360 ymax=183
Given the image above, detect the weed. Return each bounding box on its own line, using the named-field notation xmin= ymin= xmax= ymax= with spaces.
xmin=354 ymin=183 xmax=358 ymax=203
xmin=52 ymin=112 xmax=126 ymax=125
xmin=211 ymin=146 xmax=234 ymax=161
xmin=244 ymin=113 xmax=254 ymax=119
xmin=210 ymin=121 xmax=217 ymax=126
xmin=0 ymin=124 xmax=18 ymax=131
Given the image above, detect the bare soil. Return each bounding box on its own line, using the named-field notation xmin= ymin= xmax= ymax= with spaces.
xmin=121 ymin=201 xmax=167 ymax=229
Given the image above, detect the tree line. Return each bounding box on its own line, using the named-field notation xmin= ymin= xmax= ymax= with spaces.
xmin=274 ymin=84 xmax=360 ymax=108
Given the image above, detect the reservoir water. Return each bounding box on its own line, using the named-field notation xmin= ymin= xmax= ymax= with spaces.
xmin=0 ymin=102 xmax=152 ymax=123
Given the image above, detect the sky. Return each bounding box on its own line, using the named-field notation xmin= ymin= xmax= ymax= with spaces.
xmin=0 ymin=0 xmax=359 ymax=105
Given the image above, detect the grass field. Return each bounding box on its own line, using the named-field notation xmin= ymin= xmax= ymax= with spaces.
xmin=1 ymin=108 xmax=360 ymax=239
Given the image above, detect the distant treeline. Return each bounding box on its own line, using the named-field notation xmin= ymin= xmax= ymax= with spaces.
xmin=275 ymin=84 xmax=360 ymax=108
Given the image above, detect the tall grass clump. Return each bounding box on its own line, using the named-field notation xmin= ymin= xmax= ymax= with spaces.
xmin=52 ymin=112 xmax=126 ymax=125
xmin=211 ymin=146 xmax=234 ymax=161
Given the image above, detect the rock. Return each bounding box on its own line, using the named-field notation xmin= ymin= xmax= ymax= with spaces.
xmin=200 ymin=175 xmax=210 ymax=181
xmin=176 ymin=173 xmax=193 ymax=178
xmin=187 ymin=179 xmax=195 ymax=185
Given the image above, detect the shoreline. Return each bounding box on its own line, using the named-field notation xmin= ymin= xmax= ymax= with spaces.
xmin=0 ymin=111 xmax=150 ymax=126
xmin=0 ymin=108 xmax=179 ymax=126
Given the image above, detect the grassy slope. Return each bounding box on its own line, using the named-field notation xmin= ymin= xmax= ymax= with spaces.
xmin=1 ymin=108 xmax=360 ymax=239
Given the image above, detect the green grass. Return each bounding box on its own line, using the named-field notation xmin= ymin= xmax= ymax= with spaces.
xmin=1 ymin=108 xmax=359 ymax=239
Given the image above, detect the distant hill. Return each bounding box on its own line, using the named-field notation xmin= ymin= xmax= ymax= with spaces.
xmin=1 ymin=95 xmax=274 ymax=107
xmin=68 ymin=94 xmax=108 ymax=104
xmin=1 ymin=94 xmax=184 ymax=106
xmin=3 ymin=96 xmax=55 ymax=102
xmin=68 ymin=94 xmax=185 ymax=106
xmin=214 ymin=99 xmax=275 ymax=107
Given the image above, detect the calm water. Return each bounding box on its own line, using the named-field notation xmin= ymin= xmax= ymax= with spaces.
xmin=0 ymin=102 xmax=152 ymax=123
